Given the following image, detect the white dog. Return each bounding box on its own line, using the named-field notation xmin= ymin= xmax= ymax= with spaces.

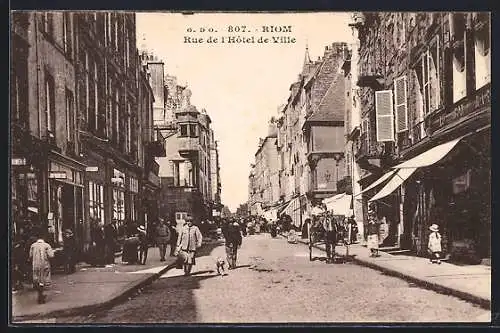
xmin=215 ymin=256 xmax=228 ymax=276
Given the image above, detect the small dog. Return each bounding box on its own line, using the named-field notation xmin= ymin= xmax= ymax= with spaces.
xmin=215 ymin=257 xmax=228 ymax=276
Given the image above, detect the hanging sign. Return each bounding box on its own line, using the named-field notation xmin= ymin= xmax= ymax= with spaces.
xmin=85 ymin=166 xmax=99 ymax=172
xmin=49 ymin=171 xmax=67 ymax=179
xmin=11 ymin=158 xmax=27 ymax=166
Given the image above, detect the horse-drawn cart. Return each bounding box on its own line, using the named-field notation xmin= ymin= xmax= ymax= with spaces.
xmin=308 ymin=214 xmax=352 ymax=263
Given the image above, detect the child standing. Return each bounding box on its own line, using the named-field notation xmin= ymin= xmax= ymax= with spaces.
xmin=428 ymin=224 xmax=442 ymax=264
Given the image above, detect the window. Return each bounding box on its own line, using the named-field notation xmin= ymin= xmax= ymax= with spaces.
xmin=125 ymin=30 xmax=130 ymax=69
xmin=12 ymin=73 xmax=20 ymax=121
xmin=113 ymin=188 xmax=125 ymax=225
xmin=63 ymin=13 xmax=73 ymax=57
xmin=93 ymin=61 xmax=99 ymax=132
xmin=83 ymin=50 xmax=90 ymax=124
xmin=415 ymin=36 xmax=441 ymax=114
xmin=394 ymin=76 xmax=408 ymax=132
xmin=114 ymin=15 xmax=119 ymax=52
xmin=40 ymin=12 xmax=54 ymax=37
xmin=180 ymin=124 xmax=188 ymax=136
xmin=45 ymin=72 xmax=56 ymax=135
xmin=65 ymin=89 xmax=74 ymax=141
xmin=375 ymin=90 xmax=394 ymax=142
xmin=474 ymin=13 xmax=491 ymax=88
xmin=450 ymin=13 xmax=467 ymax=102
xmin=88 ymin=181 xmax=105 ymax=225
xmin=189 ymin=124 xmax=197 ymax=137
xmin=114 ymin=89 xmax=120 ymax=144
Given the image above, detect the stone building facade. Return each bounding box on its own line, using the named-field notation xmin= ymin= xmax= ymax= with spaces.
xmin=146 ymin=56 xmax=221 ymax=229
xmin=350 ymin=12 xmax=490 ymax=262
xmin=10 ymin=12 xmax=161 ymax=259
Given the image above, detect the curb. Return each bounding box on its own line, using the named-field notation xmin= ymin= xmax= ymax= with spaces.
xmin=12 ymin=262 xmax=177 ymax=322
xmin=282 ymin=234 xmax=491 ymax=310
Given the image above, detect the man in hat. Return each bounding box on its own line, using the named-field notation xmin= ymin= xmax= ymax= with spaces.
xmin=366 ymin=207 xmax=380 ymax=257
xmin=225 ymin=221 xmax=243 ymax=269
xmin=428 ymin=224 xmax=442 ymax=264
xmin=63 ymin=228 xmax=76 ymax=274
xmin=137 ymin=225 xmax=148 ymax=265
xmin=175 ymin=216 xmax=203 ymax=276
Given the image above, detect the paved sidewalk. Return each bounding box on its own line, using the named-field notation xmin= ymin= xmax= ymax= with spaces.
xmin=12 ymin=246 xmax=177 ymax=322
xmin=289 ymin=235 xmax=491 ymax=309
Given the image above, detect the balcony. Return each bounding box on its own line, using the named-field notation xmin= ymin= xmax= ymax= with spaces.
xmin=178 ymin=137 xmax=199 ymax=157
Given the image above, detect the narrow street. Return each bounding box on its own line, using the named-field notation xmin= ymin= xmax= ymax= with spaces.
xmin=58 ymin=234 xmax=488 ymax=323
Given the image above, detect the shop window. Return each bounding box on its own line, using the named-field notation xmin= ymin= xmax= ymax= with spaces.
xmin=452 ymin=170 xmax=471 ymax=194
xmin=474 ymin=13 xmax=491 ymax=89
xmin=88 ymin=181 xmax=105 ymax=225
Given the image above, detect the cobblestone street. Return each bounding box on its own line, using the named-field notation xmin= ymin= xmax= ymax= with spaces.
xmin=57 ymin=234 xmax=489 ymax=323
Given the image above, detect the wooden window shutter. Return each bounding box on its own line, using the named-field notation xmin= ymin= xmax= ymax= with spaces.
xmin=375 ymin=90 xmax=395 ymax=142
xmin=394 ymin=76 xmax=408 ymax=132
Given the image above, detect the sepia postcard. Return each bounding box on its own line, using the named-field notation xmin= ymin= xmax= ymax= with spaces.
xmin=9 ymin=10 xmax=492 ymax=325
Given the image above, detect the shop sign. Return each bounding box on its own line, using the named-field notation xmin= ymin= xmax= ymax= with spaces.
xmin=148 ymin=172 xmax=161 ymax=187
xmin=85 ymin=166 xmax=99 ymax=172
xmin=49 ymin=171 xmax=67 ymax=179
xmin=11 ymin=158 xmax=27 ymax=166
xmin=18 ymin=173 xmax=36 ymax=179
xmin=184 ymin=188 xmax=192 ymax=192
xmin=430 ymin=83 xmax=490 ymax=132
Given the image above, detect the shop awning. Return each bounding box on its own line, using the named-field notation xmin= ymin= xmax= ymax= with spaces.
xmin=323 ymin=193 xmax=352 ymax=216
xmin=392 ymin=137 xmax=463 ymax=169
xmin=354 ymin=169 xmax=398 ymax=197
xmin=280 ymin=196 xmax=301 ymax=227
xmin=369 ymin=167 xmax=417 ymax=202
xmin=263 ymin=208 xmax=278 ymax=222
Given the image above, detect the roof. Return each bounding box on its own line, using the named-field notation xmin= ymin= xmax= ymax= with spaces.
xmin=306 ymin=73 xmax=345 ymax=123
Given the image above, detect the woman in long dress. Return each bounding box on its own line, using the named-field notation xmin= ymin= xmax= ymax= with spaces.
xmin=29 ymin=230 xmax=54 ymax=304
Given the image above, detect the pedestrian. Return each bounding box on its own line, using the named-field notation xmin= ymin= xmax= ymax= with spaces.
xmin=137 ymin=225 xmax=148 ymax=265
xmin=91 ymin=222 xmax=106 ymax=267
xmin=104 ymin=222 xmax=116 ymax=265
xmin=367 ymin=209 xmax=380 ymax=257
xmin=225 ymin=221 xmax=243 ymax=269
xmin=323 ymin=213 xmax=337 ymax=263
xmin=29 ymin=229 xmax=55 ymax=304
xmin=122 ymin=224 xmax=139 ymax=264
xmin=155 ymin=218 xmax=170 ymax=261
xmin=348 ymin=215 xmax=358 ymax=244
xmin=428 ymin=224 xmax=442 ymax=264
xmin=175 ymin=216 xmax=202 ymax=276
xmin=12 ymin=235 xmax=26 ymax=291
xmin=63 ymin=228 xmax=76 ymax=274
xmin=168 ymin=220 xmax=178 ymax=257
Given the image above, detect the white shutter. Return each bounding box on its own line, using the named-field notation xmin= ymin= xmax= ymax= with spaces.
xmin=375 ymin=90 xmax=395 ymax=142
xmin=394 ymin=76 xmax=408 ymax=132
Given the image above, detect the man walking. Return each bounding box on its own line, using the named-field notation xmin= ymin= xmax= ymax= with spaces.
xmin=29 ymin=228 xmax=54 ymax=304
xmin=225 ymin=221 xmax=243 ymax=270
xmin=155 ymin=218 xmax=170 ymax=261
xmin=175 ymin=216 xmax=202 ymax=276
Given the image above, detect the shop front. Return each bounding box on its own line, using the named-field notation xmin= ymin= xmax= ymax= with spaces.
xmin=47 ymin=157 xmax=85 ymax=258
xmin=397 ymin=127 xmax=490 ymax=263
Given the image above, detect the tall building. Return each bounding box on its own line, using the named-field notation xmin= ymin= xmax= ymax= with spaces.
xmin=145 ymin=54 xmax=221 ymax=229
xmin=271 ymin=43 xmax=348 ymax=229
xmin=350 ymin=12 xmax=490 ymax=263
xmin=10 ymin=12 xmax=161 ymax=259
xmin=248 ymin=120 xmax=280 ymax=220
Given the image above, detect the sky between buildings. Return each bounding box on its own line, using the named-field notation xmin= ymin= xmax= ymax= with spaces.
xmin=136 ymin=12 xmax=355 ymax=212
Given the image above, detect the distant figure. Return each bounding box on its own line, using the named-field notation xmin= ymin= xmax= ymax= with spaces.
xmin=29 ymin=229 xmax=54 ymax=304
xmin=428 ymin=224 xmax=442 ymax=264
xmin=138 ymin=225 xmax=149 ymax=265
xmin=104 ymin=221 xmax=117 ymax=265
xmin=168 ymin=220 xmax=178 ymax=257
xmin=63 ymin=228 xmax=76 ymax=274
xmin=155 ymin=218 xmax=170 ymax=261
xmin=175 ymin=216 xmax=203 ymax=276
xmin=367 ymin=208 xmax=380 ymax=257
xmin=91 ymin=222 xmax=105 ymax=267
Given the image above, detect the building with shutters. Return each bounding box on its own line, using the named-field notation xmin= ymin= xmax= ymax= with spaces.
xmin=10 ymin=12 xmax=163 ymax=260
xmin=350 ymin=12 xmax=490 ymax=263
